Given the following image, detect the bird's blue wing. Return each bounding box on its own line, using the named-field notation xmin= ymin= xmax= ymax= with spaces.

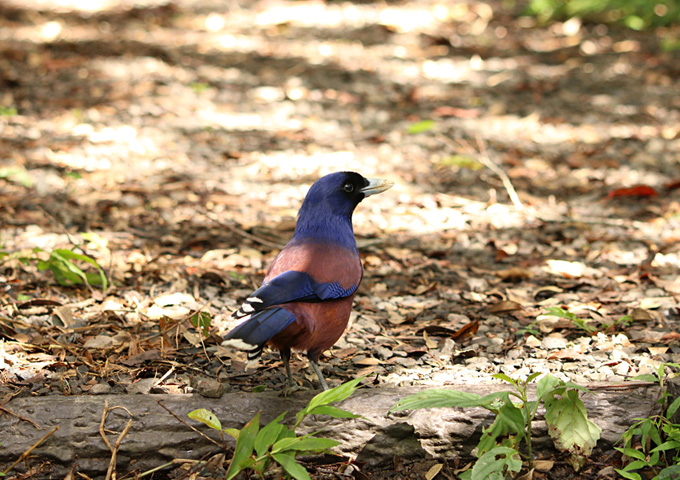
xmin=223 ymin=307 xmax=296 ymax=359
xmin=232 ymin=270 xmax=357 ymax=319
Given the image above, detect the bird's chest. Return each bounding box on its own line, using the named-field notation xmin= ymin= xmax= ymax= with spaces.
xmin=266 ymin=243 xmax=362 ymax=288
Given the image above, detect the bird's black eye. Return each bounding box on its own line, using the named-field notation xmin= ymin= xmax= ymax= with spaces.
xmin=342 ymin=182 xmax=354 ymax=193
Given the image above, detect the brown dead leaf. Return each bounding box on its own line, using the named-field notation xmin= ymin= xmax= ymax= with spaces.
xmin=547 ymin=349 xmax=584 ymax=361
xmin=630 ymin=307 xmax=655 ymax=322
xmin=451 ymin=320 xmax=479 ymax=340
xmin=496 ymin=267 xmax=532 ymax=281
xmin=354 ymin=357 xmax=383 ymax=366
xmin=649 ymin=346 xmax=669 ymax=355
xmin=534 ymin=460 xmax=554 ymax=472
xmin=660 ymin=332 xmax=680 ymax=342
xmin=425 ymin=463 xmax=443 ymax=480
xmin=332 ymin=347 xmax=357 ymax=359
xmin=488 ymin=300 xmax=523 ymax=314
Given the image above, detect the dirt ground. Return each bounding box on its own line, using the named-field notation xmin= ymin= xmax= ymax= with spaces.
xmin=1 ymin=0 xmax=679 ymax=478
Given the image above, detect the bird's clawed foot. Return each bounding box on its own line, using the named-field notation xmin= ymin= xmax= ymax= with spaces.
xmin=280 ymin=383 xmax=308 ymax=397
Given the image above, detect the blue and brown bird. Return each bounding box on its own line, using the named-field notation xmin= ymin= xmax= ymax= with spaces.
xmin=223 ymin=171 xmax=393 ymax=390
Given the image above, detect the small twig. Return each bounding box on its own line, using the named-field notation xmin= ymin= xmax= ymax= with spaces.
xmin=0 ymin=405 xmax=43 ymax=430
xmin=99 ymin=400 xmax=134 ymax=480
xmin=435 ymin=133 xmax=524 ymax=210
xmin=156 ymin=400 xmax=223 ymax=447
xmin=205 ymin=212 xmax=284 ymax=250
xmin=1 ymin=425 xmax=59 ymax=475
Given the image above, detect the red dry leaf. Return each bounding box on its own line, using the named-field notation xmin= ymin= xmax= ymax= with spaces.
xmin=608 ymin=185 xmax=658 ymax=198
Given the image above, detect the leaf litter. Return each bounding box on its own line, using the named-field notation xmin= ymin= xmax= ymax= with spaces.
xmin=0 ymin=0 xmax=679 ymax=477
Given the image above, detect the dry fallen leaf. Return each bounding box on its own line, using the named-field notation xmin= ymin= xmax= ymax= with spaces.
xmin=425 ymin=463 xmax=443 ymax=480
xmin=488 ymin=300 xmax=523 ymax=314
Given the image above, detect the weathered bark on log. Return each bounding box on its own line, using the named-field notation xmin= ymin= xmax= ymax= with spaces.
xmin=0 ymin=384 xmax=656 ymax=478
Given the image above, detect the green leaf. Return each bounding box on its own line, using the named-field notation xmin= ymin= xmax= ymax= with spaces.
xmin=614 ymin=469 xmax=642 ymax=480
xmin=477 ymin=401 xmax=525 ymax=455
xmin=389 ymin=389 xmax=485 ymax=413
xmin=271 ymin=453 xmax=311 ymax=480
xmin=224 ymin=428 xmax=240 ymax=439
xmin=544 ymin=389 xmax=601 ymax=471
xmin=491 ymin=373 xmax=515 ymax=385
xmin=537 ymin=374 xmax=562 ymax=401
xmin=470 ymin=446 xmax=522 ymax=480
xmin=191 ymin=311 xmax=212 ymax=337
xmin=188 ymin=408 xmax=222 ymax=431
xmin=309 ymin=405 xmax=361 ymax=419
xmin=666 ymin=395 xmax=680 ymax=418
xmin=254 ymin=413 xmax=286 ymax=457
xmin=299 ymin=377 xmax=363 ymax=421
xmin=650 ymin=440 xmax=680 ymax=454
xmin=226 ymin=412 xmax=260 ymax=480
xmin=658 ymin=465 xmax=680 ymax=480
xmin=53 ymin=249 xmax=108 ymax=290
xmin=439 ymin=155 xmax=483 ymax=170
xmin=274 ymin=437 xmax=340 ymax=453
xmin=632 ymin=374 xmax=657 ymax=382
xmin=406 ymin=119 xmax=436 ymax=134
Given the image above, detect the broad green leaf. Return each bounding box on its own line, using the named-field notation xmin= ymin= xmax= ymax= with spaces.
xmin=271 ymin=436 xmax=301 ymax=454
xmin=54 ymin=249 xmax=108 ymax=289
xmin=299 ymin=377 xmax=363 ymax=421
xmin=226 ymin=412 xmax=260 ymax=480
xmin=477 ymin=401 xmax=525 ymax=455
xmin=271 ymin=453 xmax=311 ymax=480
xmin=615 ymin=447 xmax=646 ymax=460
xmin=389 ymin=389 xmax=484 ymax=413
xmin=544 ymin=389 xmax=601 ymax=471
xmin=536 ymin=374 xmax=561 ymax=401
xmin=275 ymin=437 xmax=340 ymax=453
xmin=491 ymin=373 xmax=514 ymax=385
xmin=650 ymin=440 xmax=680 ymax=454
xmin=621 ymin=460 xmax=651 ymax=471
xmin=406 ymin=119 xmax=436 ymax=134
xmin=658 ymin=465 xmax=680 ymax=480
xmin=632 ymin=374 xmax=657 ymax=383
xmin=309 ymin=405 xmax=361 ymax=419
xmin=188 ymin=408 xmax=222 ymax=431
xmin=470 ymin=446 xmax=521 ymax=480
xmin=254 ymin=413 xmax=286 ymax=457
xmin=224 ymin=428 xmax=240 ymax=439
xmin=614 ymin=468 xmax=642 ymax=480
xmin=191 ymin=311 xmax=212 ymax=337
xmin=666 ymin=395 xmax=680 ymax=418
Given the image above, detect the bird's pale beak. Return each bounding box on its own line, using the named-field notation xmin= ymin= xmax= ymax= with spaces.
xmin=361 ymin=178 xmax=394 ymax=197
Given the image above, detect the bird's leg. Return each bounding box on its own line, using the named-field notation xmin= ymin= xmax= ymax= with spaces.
xmin=309 ymin=359 xmax=330 ymax=391
xmin=279 ymin=347 xmax=294 ymax=387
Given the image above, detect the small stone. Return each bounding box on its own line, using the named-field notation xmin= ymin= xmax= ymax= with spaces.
xmin=541 ymin=333 xmax=567 ymax=350
xmin=196 ymin=378 xmax=224 ymax=399
xmin=126 ymin=378 xmax=156 ymax=395
xmin=90 ymin=383 xmax=111 ymax=395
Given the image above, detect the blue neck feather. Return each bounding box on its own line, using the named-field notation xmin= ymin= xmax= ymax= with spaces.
xmin=291 ymin=206 xmax=357 ymax=251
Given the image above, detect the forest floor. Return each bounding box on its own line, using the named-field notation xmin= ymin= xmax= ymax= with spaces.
xmin=1 ymin=0 xmax=679 ymax=478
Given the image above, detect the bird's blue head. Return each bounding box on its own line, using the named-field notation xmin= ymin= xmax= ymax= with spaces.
xmin=292 ymin=172 xmax=393 ymax=248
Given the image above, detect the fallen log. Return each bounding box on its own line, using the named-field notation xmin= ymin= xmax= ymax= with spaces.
xmin=0 ymin=383 xmax=657 ymax=478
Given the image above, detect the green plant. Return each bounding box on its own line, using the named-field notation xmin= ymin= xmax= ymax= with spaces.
xmin=190 ymin=311 xmax=212 ymax=336
xmin=0 ymin=166 xmax=33 ymax=187
xmin=35 ymin=248 xmax=108 ymax=290
xmin=1 ymin=244 xmax=108 ymax=292
xmin=524 ymin=0 xmax=680 ymax=29
xmin=189 ymin=377 xmax=363 ymax=479
xmin=616 ymin=363 xmax=680 ymax=479
xmin=0 ymin=106 xmax=17 ymax=116
xmin=540 ymin=306 xmax=632 ymax=334
xmin=390 ymin=373 xmax=601 ymax=478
